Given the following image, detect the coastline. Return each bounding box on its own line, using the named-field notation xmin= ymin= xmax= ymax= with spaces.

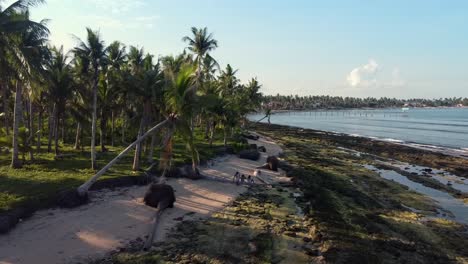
xmin=268 ymin=105 xmax=468 ymax=113
xmin=251 ymin=122 xmax=468 ymax=178
xmin=68 ymin=127 xmax=468 ymax=263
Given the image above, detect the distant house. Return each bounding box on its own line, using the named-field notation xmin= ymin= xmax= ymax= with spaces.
xmin=456 ymin=104 xmax=464 ymax=108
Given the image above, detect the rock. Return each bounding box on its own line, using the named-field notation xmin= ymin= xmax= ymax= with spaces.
xmin=180 ymin=238 xmax=190 ymax=243
xmin=239 ymin=149 xmax=260 ymax=161
xmin=0 ymin=214 xmax=16 ymax=234
xmin=179 ymin=165 xmax=202 ymax=180
xmin=243 ymin=134 xmax=259 ymax=140
xmin=249 ymin=144 xmax=258 ymax=150
xmin=225 ymin=146 xmax=235 ymax=154
xmin=267 ymin=156 xmax=279 ymax=171
xmin=303 ymin=237 xmax=312 ymax=242
xmin=143 ymin=183 xmax=176 ymax=209
xmin=423 ymin=168 xmax=433 ymax=173
xmin=284 ymin=231 xmax=297 ymax=237
xmin=302 ymin=245 xmax=322 ymax=256
xmin=57 ymin=189 xmax=88 ymax=208
xmin=248 ymin=242 xmax=258 ymax=253
xmin=166 ymin=167 xmax=181 ymax=178
xmin=258 ymin=146 xmax=266 ymax=152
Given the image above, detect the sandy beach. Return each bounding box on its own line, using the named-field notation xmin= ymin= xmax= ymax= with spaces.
xmin=0 ymin=136 xmax=283 ymax=264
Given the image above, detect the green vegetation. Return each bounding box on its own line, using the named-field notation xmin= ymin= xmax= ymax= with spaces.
xmin=262 ymin=94 xmax=468 ymax=110
xmin=93 ymin=123 xmax=467 ymax=263
xmin=1 ymin=1 xmax=260 ymax=210
xmin=253 ymin=123 xmax=468 ymax=263
xmin=0 ymin=128 xmax=242 ymax=212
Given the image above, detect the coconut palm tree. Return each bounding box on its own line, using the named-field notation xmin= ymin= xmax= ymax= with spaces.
xmin=74 ymin=64 xmax=198 ymax=198
xmin=105 ymin=41 xmax=126 ymax=148
xmin=182 ymin=27 xmax=218 ymax=80
xmin=73 ymin=28 xmax=106 ymax=170
xmin=0 ymin=1 xmax=50 ymax=168
xmin=44 ymin=46 xmax=74 ymax=155
xmin=165 ymin=64 xmax=199 ymax=171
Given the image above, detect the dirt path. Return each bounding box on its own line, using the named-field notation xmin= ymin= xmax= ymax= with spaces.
xmin=0 ymin=135 xmax=283 ymax=264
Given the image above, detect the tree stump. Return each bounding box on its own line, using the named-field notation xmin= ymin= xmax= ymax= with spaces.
xmin=267 ymin=156 xmax=279 ymax=171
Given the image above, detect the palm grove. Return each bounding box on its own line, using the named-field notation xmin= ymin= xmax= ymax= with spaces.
xmin=0 ymin=0 xmax=262 ymax=181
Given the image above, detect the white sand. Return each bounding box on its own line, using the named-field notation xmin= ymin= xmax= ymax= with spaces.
xmin=0 ymin=135 xmax=284 ymax=264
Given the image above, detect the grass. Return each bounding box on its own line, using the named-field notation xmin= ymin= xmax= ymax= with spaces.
xmin=0 ymin=128 xmax=246 ymax=212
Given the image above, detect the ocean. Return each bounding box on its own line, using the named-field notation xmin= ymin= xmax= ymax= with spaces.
xmin=249 ymin=108 xmax=468 ymax=156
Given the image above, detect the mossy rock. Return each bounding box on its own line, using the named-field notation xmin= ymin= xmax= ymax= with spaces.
xmin=239 ymin=149 xmax=260 ymax=161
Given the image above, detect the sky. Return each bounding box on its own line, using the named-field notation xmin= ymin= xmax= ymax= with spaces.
xmin=6 ymin=0 xmax=468 ymax=98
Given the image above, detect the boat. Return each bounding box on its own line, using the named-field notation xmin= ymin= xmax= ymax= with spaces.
xmin=401 ymin=107 xmax=410 ymax=112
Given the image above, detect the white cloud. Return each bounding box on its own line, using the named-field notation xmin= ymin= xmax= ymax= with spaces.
xmin=346 ymin=59 xmax=379 ymax=87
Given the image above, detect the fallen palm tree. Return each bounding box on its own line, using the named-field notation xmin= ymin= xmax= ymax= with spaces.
xmin=143 ymin=182 xmax=176 ymax=250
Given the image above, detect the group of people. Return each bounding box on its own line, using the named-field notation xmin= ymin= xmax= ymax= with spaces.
xmin=233 ymin=169 xmax=262 ymax=185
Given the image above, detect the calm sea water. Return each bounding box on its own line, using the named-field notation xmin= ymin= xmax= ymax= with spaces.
xmin=249 ymin=108 xmax=468 ymax=151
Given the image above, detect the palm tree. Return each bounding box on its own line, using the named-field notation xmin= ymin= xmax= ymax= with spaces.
xmin=75 ymin=64 xmax=199 ymax=198
xmin=165 ymin=64 xmax=199 ymax=172
xmin=45 ymin=46 xmax=74 ymax=155
xmin=73 ymin=28 xmax=106 ymax=170
xmin=127 ymin=46 xmax=147 ymax=170
xmin=0 ymin=1 xmax=50 ymax=168
xmin=182 ymin=27 xmax=218 ymax=80
xmin=106 ymin=41 xmax=126 ymax=147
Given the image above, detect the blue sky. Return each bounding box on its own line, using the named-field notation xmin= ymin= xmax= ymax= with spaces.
xmin=11 ymin=0 xmax=468 ymax=98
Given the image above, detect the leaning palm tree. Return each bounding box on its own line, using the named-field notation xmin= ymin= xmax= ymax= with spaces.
xmin=73 ymin=28 xmax=106 ymax=170
xmin=72 ymin=63 xmax=198 ymax=199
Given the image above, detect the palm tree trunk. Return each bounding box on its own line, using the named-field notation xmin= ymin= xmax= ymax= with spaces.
xmin=132 ymin=115 xmax=145 ymax=171
xmin=209 ymin=120 xmax=215 ymax=147
xmin=47 ymin=105 xmax=54 ymax=153
xmin=121 ymin=112 xmax=126 ymax=144
xmin=74 ymin=122 xmax=81 ymax=150
xmin=91 ymin=67 xmax=99 ymax=170
xmin=11 ymin=82 xmax=22 ymax=168
xmin=111 ymin=110 xmax=115 ymax=147
xmin=28 ymin=97 xmax=34 ymax=161
xmin=100 ymin=111 xmax=107 ymax=152
xmin=36 ymin=110 xmax=42 ymax=152
xmin=2 ymin=83 xmax=9 ymax=135
xmin=77 ymin=119 xmax=170 ymax=196
xmin=61 ymin=118 xmax=65 ymax=144
xmin=223 ymin=126 xmax=228 ymax=147
xmin=54 ymin=111 xmax=60 ymax=156
xmin=204 ymin=119 xmax=210 ymax=139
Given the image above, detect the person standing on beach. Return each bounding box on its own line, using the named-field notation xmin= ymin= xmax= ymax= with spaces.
xmin=247 ymin=175 xmax=254 ymax=184
xmin=233 ymin=171 xmax=240 ymax=183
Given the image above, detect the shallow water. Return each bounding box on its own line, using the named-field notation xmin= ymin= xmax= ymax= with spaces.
xmin=365 ymin=165 xmax=468 ymax=224
xmin=250 ymin=108 xmax=468 ymax=153
xmin=386 ymin=161 xmax=468 ymax=193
